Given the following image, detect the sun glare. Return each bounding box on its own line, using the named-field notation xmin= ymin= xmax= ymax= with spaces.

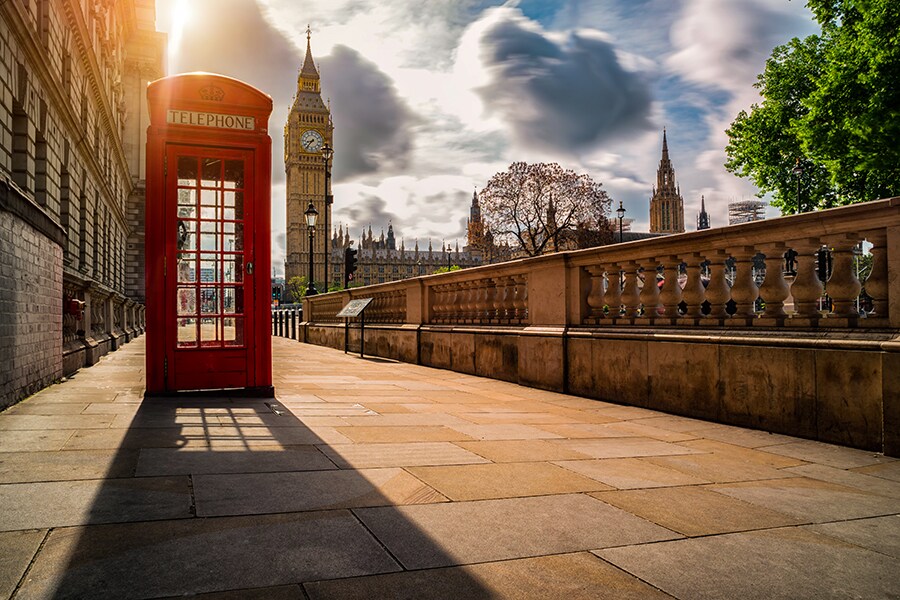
xmin=166 ymin=0 xmax=193 ymax=70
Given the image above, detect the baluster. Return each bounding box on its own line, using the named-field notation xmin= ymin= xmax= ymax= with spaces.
xmin=788 ymin=240 xmax=824 ymax=321
xmin=658 ymin=257 xmax=683 ymax=323
xmin=758 ymin=243 xmax=789 ymax=320
xmin=490 ymin=277 xmax=504 ymax=322
xmin=604 ymin=268 xmax=622 ymax=320
xmin=825 ymin=236 xmax=862 ymax=319
xmin=620 ymin=263 xmax=641 ymax=319
xmin=501 ymin=276 xmax=516 ymax=322
xmin=513 ymin=275 xmax=528 ymax=322
xmin=586 ymin=267 xmax=606 ymax=320
xmin=638 ymin=260 xmax=662 ymax=321
xmin=728 ymin=247 xmax=759 ymax=323
xmin=482 ymin=279 xmax=496 ymax=322
xmin=429 ymin=285 xmax=440 ymax=323
xmin=680 ymin=253 xmax=705 ymax=321
xmin=704 ymin=250 xmax=731 ymax=320
xmin=445 ymin=283 xmax=459 ymax=323
xmin=860 ymin=231 xmax=887 ymax=320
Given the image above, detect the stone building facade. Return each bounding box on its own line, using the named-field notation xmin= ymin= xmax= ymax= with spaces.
xmin=0 ymin=0 xmax=164 ymax=409
xmin=649 ymin=129 xmax=685 ymax=234
xmin=324 ymin=223 xmax=482 ymax=288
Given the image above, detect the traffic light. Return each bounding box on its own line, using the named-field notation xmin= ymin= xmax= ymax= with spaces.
xmin=271 ymin=285 xmax=278 ymax=300
xmin=344 ymin=246 xmax=358 ymax=288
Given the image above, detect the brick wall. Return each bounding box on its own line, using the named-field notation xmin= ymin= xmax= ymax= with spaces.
xmin=0 ymin=208 xmax=62 ymax=409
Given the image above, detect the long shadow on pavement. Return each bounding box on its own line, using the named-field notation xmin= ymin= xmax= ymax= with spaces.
xmin=11 ymin=354 xmax=492 ymax=598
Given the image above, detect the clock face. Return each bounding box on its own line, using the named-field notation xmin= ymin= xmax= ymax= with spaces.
xmin=300 ymin=129 xmax=324 ymax=153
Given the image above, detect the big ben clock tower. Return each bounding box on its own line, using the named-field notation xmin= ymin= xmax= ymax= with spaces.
xmin=285 ymin=28 xmax=333 ymax=289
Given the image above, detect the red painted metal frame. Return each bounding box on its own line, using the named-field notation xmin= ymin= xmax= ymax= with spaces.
xmin=145 ymin=73 xmax=273 ymax=394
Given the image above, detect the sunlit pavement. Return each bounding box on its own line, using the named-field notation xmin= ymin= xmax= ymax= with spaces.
xmin=1 ymin=335 xmax=898 ymax=599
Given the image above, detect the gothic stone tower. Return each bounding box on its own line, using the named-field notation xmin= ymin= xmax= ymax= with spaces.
xmin=649 ymin=129 xmax=685 ymax=234
xmin=285 ymin=29 xmax=333 ymax=286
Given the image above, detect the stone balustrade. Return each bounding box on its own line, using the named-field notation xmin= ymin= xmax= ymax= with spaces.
xmin=304 ymin=199 xmax=900 ymax=330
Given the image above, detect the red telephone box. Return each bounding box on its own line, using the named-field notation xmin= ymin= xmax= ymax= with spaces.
xmin=145 ymin=73 xmax=273 ymax=395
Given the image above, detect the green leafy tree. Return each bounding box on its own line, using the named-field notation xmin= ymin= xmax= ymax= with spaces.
xmin=432 ymin=265 xmax=462 ymax=274
xmin=286 ymin=276 xmax=308 ymax=303
xmin=725 ymin=0 xmax=900 ymax=213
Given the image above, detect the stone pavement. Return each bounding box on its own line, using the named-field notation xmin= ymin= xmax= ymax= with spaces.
xmin=1 ymin=337 xmax=898 ymax=599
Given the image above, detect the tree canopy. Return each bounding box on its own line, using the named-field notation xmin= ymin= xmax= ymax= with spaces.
xmin=479 ymin=162 xmax=612 ymax=257
xmin=725 ymin=0 xmax=900 ymax=213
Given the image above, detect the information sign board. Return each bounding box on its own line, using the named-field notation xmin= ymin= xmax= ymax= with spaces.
xmin=336 ymin=298 xmax=373 ymax=318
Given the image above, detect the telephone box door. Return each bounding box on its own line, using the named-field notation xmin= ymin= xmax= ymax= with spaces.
xmin=166 ymin=146 xmax=255 ymax=390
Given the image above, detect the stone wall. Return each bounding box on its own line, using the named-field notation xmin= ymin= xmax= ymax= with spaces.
xmin=0 ymin=201 xmax=63 ymax=409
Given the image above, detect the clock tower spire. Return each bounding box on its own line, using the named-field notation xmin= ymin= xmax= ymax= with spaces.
xmin=285 ymin=27 xmax=334 ymax=288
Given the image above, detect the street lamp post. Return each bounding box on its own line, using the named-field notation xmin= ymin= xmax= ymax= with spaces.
xmin=304 ymin=202 xmax=319 ymax=296
xmin=321 ymin=143 xmax=333 ymax=291
xmin=793 ymin=159 xmax=804 ymax=214
xmin=616 ymin=201 xmax=626 ymax=243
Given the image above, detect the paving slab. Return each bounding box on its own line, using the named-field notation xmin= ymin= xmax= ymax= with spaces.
xmin=0 ymin=477 xmax=191 ymax=531
xmin=0 ymin=430 xmax=74 ymax=453
xmin=194 ymin=468 xmax=447 ymax=516
xmin=354 ymin=493 xmax=681 ymax=569
xmin=550 ymin=437 xmax=705 ymax=459
xmin=444 ymin=423 xmax=562 ymax=440
xmin=318 ymin=442 xmax=490 ymax=468
xmin=2 ymin=403 xmax=90 ymax=415
xmin=156 ymin=584 xmax=304 ymax=599
xmin=15 ymin=511 xmax=401 ymax=600
xmin=593 ymin=486 xmax=801 ymax=536
xmin=689 ymin=423 xmax=799 ymax=448
xmin=135 ymin=446 xmax=336 ymax=476
xmin=854 ymin=461 xmax=900 ymax=482
xmin=454 ymin=439 xmax=592 ymax=462
xmin=784 ymin=463 xmax=900 ymax=498
xmin=0 ymin=449 xmax=139 ymax=483
xmin=304 ymin=552 xmax=674 ymax=600
xmin=333 ymin=425 xmax=474 ymax=443
xmin=407 ymin=462 xmax=611 ymax=501
xmin=710 ymin=477 xmax=900 ymax=523
xmin=553 ymin=458 xmax=710 ymax=489
xmin=645 ymin=452 xmax=795 ymax=483
xmin=0 ymin=529 xmax=45 ymax=600
xmin=762 ymin=439 xmax=896 ymax=469
xmin=806 ymin=515 xmax=900 ymax=559
xmin=597 ymin=527 xmax=900 ymax=600
xmin=0 ymin=414 xmax=113 ymax=430
xmin=677 ymin=438 xmax=807 ymax=468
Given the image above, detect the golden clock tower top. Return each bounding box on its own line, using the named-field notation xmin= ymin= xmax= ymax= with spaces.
xmin=298 ymin=25 xmax=320 ymax=93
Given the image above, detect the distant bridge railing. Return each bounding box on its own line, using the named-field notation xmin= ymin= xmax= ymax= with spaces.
xmin=301 ymin=198 xmax=900 ymax=456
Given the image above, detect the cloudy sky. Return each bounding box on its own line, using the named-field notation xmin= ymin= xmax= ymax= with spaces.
xmin=157 ymin=0 xmax=819 ymax=275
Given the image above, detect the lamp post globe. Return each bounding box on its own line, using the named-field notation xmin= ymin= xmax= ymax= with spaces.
xmin=616 ymin=201 xmax=626 ymax=243
xmin=304 ymin=202 xmax=319 ymax=296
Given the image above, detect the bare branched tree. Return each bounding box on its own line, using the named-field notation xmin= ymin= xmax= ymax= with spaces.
xmin=480 ymin=162 xmax=613 ymax=256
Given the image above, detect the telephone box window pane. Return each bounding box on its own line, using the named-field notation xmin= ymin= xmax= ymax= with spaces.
xmin=224 ymin=317 xmax=244 ymax=346
xmin=201 ymin=158 xmax=221 ymax=186
xmin=177 ymin=318 xmax=198 ymax=347
xmin=177 ymin=157 xmax=198 ymax=186
xmin=177 ymin=288 xmax=196 ymax=315
xmin=234 ymin=223 xmax=244 ymax=251
xmin=178 ymin=189 xmax=196 ymax=206
xmin=200 ymin=317 xmax=220 ymax=345
xmin=200 ymin=288 xmax=219 ymax=314
xmin=224 ymin=160 xmax=244 ymax=189
xmin=177 ymin=253 xmax=196 ymax=283
xmin=177 ymin=222 xmax=196 ymax=251
xmin=200 ymin=233 xmax=218 ymax=251
xmin=223 ymin=287 xmax=237 ymax=313
xmin=224 ymin=256 xmax=243 ymax=283
xmin=178 ymin=204 xmax=197 ymax=219
xmin=200 ymin=221 xmax=217 ymax=233
xmin=234 ymin=192 xmax=244 ymax=219
xmin=200 ymin=257 xmax=219 ymax=283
